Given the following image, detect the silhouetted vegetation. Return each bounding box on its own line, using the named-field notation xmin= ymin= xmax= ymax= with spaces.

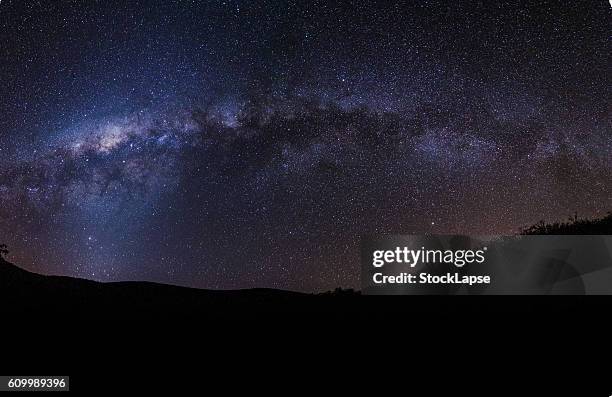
xmin=320 ymin=287 xmax=360 ymax=296
xmin=521 ymin=212 xmax=612 ymax=235
xmin=0 ymin=244 xmax=8 ymax=260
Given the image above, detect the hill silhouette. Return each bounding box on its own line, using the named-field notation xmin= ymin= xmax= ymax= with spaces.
xmin=0 ymin=256 xmax=294 ymax=311
xmin=1 ymin=253 xmax=606 ymax=319
xmin=0 ymin=255 xmax=363 ymax=313
xmin=1 ymin=212 xmax=610 ymax=313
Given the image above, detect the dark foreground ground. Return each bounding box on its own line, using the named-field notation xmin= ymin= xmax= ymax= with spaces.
xmin=1 ymin=256 xmax=610 ymax=394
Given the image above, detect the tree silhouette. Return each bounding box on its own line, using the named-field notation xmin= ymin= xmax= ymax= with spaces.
xmin=521 ymin=212 xmax=612 ymax=235
xmin=0 ymin=244 xmax=8 ymax=260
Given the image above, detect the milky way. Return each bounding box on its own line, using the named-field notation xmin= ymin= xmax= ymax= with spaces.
xmin=0 ymin=1 xmax=610 ymax=291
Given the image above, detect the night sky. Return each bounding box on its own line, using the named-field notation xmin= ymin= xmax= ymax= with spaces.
xmin=0 ymin=1 xmax=610 ymax=291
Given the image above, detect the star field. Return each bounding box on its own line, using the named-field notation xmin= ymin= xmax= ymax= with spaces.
xmin=0 ymin=1 xmax=610 ymax=291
